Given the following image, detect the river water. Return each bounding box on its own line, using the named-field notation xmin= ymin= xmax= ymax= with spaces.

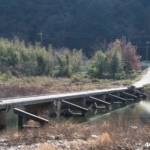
xmin=6 ymin=99 xmax=150 ymax=129
xmin=87 ymin=99 xmax=150 ymax=124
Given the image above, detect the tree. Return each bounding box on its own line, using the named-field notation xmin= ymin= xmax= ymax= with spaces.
xmin=70 ymin=49 xmax=83 ymax=74
xmin=109 ymin=39 xmax=141 ymax=71
xmin=107 ymin=42 xmax=122 ymax=78
xmin=122 ymin=42 xmax=141 ymax=71
xmin=56 ymin=50 xmax=70 ymax=77
xmin=88 ymin=50 xmax=107 ymax=78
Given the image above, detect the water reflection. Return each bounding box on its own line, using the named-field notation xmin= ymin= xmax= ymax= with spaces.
xmin=7 ymin=107 xmax=23 ymax=129
xmin=87 ymin=99 xmax=150 ymax=124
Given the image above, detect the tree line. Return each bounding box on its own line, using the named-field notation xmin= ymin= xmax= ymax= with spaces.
xmin=0 ymin=0 xmax=149 ymax=58
xmin=0 ymin=38 xmax=141 ymax=79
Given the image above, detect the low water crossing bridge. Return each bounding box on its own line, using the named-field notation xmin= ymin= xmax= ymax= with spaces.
xmin=0 ymin=85 xmax=147 ymax=129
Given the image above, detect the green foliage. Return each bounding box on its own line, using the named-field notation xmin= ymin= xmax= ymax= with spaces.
xmin=127 ymin=70 xmax=140 ymax=80
xmin=144 ymin=84 xmax=150 ymax=91
xmin=107 ymin=44 xmax=122 ymax=78
xmin=114 ymin=71 xmax=126 ymax=80
xmin=70 ymin=49 xmax=82 ymax=74
xmin=88 ymin=50 xmax=107 ymax=78
xmin=0 ymin=37 xmax=54 ymax=76
xmin=88 ymin=43 xmax=124 ymax=79
xmin=55 ymin=49 xmax=83 ymax=77
xmin=56 ymin=50 xmax=70 ymax=77
xmin=0 ymin=37 xmax=142 ymax=81
xmin=71 ymin=73 xmax=85 ymax=83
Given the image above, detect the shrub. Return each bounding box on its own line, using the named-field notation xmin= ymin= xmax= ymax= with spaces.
xmin=88 ymin=50 xmax=107 ymax=78
xmin=70 ymin=49 xmax=83 ymax=74
xmin=55 ymin=50 xmax=70 ymax=77
xmin=115 ymin=71 xmax=126 ymax=80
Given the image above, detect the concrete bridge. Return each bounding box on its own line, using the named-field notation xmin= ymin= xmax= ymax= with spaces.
xmin=0 ymin=85 xmax=146 ymax=129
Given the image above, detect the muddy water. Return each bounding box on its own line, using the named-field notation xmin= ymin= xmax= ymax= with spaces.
xmin=6 ymin=99 xmax=150 ymax=129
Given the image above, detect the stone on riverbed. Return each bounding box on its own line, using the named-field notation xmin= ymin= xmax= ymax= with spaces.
xmin=91 ymin=134 xmax=98 ymax=139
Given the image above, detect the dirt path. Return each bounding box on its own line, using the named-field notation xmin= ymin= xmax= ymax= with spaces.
xmin=134 ymin=67 xmax=150 ymax=87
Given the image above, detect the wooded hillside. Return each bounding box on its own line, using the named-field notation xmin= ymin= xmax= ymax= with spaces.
xmin=0 ymin=0 xmax=149 ymax=58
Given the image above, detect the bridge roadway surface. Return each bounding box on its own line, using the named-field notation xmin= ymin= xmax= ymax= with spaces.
xmin=0 ymin=87 xmax=129 ymax=110
xmin=0 ymin=66 xmax=149 ymax=110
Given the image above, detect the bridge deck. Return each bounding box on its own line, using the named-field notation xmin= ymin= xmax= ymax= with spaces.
xmin=0 ymin=87 xmax=142 ymax=110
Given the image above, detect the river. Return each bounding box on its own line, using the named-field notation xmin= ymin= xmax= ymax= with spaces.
xmin=6 ymin=98 xmax=150 ymax=129
xmin=87 ymin=99 xmax=150 ymax=124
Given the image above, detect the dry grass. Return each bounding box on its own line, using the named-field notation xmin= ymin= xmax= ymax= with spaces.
xmin=0 ymin=80 xmax=127 ymax=98
xmin=37 ymin=143 xmax=56 ymax=150
xmin=13 ymin=131 xmax=19 ymax=139
xmin=1 ymin=113 xmax=150 ymax=150
xmin=26 ymin=120 xmax=40 ymax=126
xmin=0 ymin=69 xmax=142 ymax=99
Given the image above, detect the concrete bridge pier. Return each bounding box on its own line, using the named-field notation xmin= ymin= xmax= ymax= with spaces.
xmin=94 ymin=94 xmax=106 ymax=101
xmin=82 ymin=97 xmax=87 ymax=108
xmin=25 ymin=102 xmax=56 ymax=115
xmin=24 ymin=101 xmax=58 ymax=121
xmin=0 ymin=109 xmax=7 ymax=129
xmin=112 ymin=92 xmax=120 ymax=96
xmin=105 ymin=104 xmax=111 ymax=110
xmin=61 ymin=97 xmax=87 ymax=109
xmin=60 ymin=97 xmax=88 ymax=116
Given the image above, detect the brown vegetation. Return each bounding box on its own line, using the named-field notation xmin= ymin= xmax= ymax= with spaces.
xmin=37 ymin=143 xmax=56 ymax=150
xmin=1 ymin=114 xmax=150 ymax=149
xmin=109 ymin=39 xmax=141 ymax=71
xmin=0 ymin=80 xmax=129 ymax=98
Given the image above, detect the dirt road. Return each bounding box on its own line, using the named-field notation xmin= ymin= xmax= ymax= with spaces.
xmin=134 ymin=67 xmax=150 ymax=87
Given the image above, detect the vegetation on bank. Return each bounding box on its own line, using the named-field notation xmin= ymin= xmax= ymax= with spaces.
xmin=0 ymin=77 xmax=139 ymax=98
xmin=0 ymin=37 xmax=143 ymax=98
xmin=0 ymin=37 xmax=141 ymax=79
xmin=144 ymin=84 xmax=150 ymax=91
xmin=1 ymin=112 xmax=150 ymax=150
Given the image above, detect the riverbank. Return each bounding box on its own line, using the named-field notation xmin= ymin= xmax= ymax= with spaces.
xmin=1 ymin=108 xmax=150 ymax=150
xmin=0 ymin=73 xmax=140 ymax=98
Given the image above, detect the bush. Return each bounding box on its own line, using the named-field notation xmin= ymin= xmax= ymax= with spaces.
xmin=87 ymin=50 xmax=107 ymax=78
xmin=70 ymin=49 xmax=83 ymax=74
xmin=114 ymin=71 xmax=126 ymax=80
xmin=55 ymin=50 xmax=70 ymax=77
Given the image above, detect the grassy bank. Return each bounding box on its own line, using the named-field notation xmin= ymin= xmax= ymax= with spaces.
xmin=0 ymin=72 xmax=140 ymax=98
xmin=0 ymin=64 xmax=142 ymax=98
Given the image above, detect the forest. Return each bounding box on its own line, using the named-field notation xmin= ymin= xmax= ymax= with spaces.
xmin=0 ymin=0 xmax=150 ymax=58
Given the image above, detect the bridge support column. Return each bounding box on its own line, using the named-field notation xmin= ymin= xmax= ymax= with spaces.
xmin=82 ymin=111 xmax=86 ymax=117
xmin=82 ymin=97 xmax=87 ymax=108
xmin=0 ymin=109 xmax=7 ymax=130
xmin=24 ymin=101 xmax=58 ymax=120
xmin=112 ymin=92 xmax=120 ymax=96
xmin=99 ymin=95 xmax=106 ymax=101
xmin=62 ymin=97 xmax=87 ymax=109
xmin=105 ymin=104 xmax=111 ymax=110
xmin=93 ymin=94 xmax=106 ymax=101
xmin=25 ymin=102 xmax=54 ymax=115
